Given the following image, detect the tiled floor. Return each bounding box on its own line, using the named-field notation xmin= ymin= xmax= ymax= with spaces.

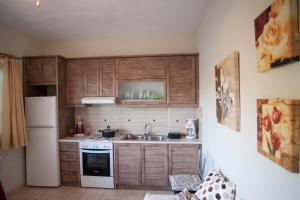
xmin=7 ymin=186 xmax=174 ymax=200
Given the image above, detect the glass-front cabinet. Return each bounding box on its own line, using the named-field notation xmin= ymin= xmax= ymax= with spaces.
xmin=117 ymin=80 xmax=166 ymax=105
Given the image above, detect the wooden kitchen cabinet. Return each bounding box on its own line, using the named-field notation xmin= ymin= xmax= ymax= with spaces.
xmin=116 ymin=57 xmax=167 ymax=80
xmin=169 ymin=144 xmax=200 ymax=175
xmin=84 ymin=59 xmax=100 ymax=97
xmin=83 ymin=59 xmax=116 ymax=97
xmin=59 ymin=142 xmax=80 ymax=186
xmin=115 ymin=144 xmax=142 ymax=186
xmin=168 ymin=56 xmax=197 ymax=105
xmin=115 ymin=143 xmax=200 ymax=189
xmin=142 ymin=144 xmax=169 ymax=187
xmin=66 ymin=60 xmax=84 ymax=106
xmin=101 ymin=59 xmax=116 ymax=97
xmin=25 ymin=58 xmax=57 ymax=85
xmin=41 ymin=58 xmax=57 ymax=83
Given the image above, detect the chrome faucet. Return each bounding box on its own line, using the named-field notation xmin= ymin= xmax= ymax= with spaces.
xmin=144 ymin=123 xmax=152 ymax=136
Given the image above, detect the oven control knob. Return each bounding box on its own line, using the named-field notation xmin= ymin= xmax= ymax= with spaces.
xmin=93 ymin=145 xmax=97 ymax=149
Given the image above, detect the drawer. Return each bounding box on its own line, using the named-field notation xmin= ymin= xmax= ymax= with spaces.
xmin=60 ymin=161 xmax=79 ymax=172
xmin=61 ymin=171 xmax=80 ymax=186
xmin=60 ymin=142 xmax=78 ymax=152
xmin=60 ymin=152 xmax=78 ymax=162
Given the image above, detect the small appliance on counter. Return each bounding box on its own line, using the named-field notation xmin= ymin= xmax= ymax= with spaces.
xmin=186 ymin=118 xmax=198 ymax=140
xmin=168 ymin=131 xmax=181 ymax=139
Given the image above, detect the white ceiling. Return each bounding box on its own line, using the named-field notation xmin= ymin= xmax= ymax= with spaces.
xmin=0 ymin=0 xmax=206 ymax=40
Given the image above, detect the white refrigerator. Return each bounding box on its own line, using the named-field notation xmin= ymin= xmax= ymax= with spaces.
xmin=25 ymin=96 xmax=60 ymax=187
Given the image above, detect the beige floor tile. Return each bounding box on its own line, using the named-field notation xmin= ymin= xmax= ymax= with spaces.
xmin=6 ymin=186 xmax=173 ymax=200
xmin=100 ymin=189 xmax=126 ymax=200
xmin=122 ymin=189 xmax=145 ymax=200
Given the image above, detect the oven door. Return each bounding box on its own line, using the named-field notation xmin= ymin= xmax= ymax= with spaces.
xmin=80 ymin=149 xmax=113 ymax=177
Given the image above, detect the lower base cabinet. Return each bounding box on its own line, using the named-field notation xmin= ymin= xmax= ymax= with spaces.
xmin=115 ymin=143 xmax=200 ymax=189
xmin=115 ymin=144 xmax=142 ymax=186
xmin=59 ymin=142 xmax=80 ymax=186
xmin=142 ymin=144 xmax=169 ymax=187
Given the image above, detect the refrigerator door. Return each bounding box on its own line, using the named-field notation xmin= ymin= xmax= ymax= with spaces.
xmin=26 ymin=128 xmax=60 ymax=187
xmin=25 ymin=96 xmax=57 ymax=127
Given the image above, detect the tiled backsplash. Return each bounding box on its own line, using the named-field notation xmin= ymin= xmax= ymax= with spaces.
xmin=75 ymin=106 xmax=202 ymax=137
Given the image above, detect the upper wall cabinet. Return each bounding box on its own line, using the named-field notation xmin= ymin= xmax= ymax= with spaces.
xmin=101 ymin=59 xmax=116 ymax=97
xmin=83 ymin=59 xmax=116 ymax=97
xmin=66 ymin=59 xmax=116 ymax=106
xmin=168 ymin=56 xmax=198 ymax=105
xmin=25 ymin=58 xmax=57 ymax=85
xmin=116 ymin=57 xmax=167 ymax=80
xmin=84 ymin=59 xmax=100 ymax=97
xmin=66 ymin=60 xmax=84 ymax=106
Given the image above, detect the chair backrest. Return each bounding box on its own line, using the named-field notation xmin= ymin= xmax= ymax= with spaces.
xmin=197 ymin=149 xmax=205 ymax=181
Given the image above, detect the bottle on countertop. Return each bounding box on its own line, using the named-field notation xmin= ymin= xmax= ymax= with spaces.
xmin=75 ymin=116 xmax=85 ymax=135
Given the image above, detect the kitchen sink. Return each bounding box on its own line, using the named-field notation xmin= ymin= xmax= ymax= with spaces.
xmin=122 ymin=134 xmax=166 ymax=141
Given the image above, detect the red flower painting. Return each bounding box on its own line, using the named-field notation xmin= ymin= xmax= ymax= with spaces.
xmin=257 ymin=99 xmax=300 ymax=173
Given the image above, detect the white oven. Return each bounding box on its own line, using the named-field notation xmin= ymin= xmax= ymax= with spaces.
xmin=80 ymin=141 xmax=114 ymax=188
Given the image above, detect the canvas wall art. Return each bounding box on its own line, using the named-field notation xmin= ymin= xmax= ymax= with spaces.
xmin=254 ymin=0 xmax=299 ymax=72
xmin=257 ymin=99 xmax=300 ymax=173
xmin=215 ymin=52 xmax=240 ymax=132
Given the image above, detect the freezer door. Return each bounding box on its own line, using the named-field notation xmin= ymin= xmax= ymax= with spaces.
xmin=26 ymin=128 xmax=60 ymax=187
xmin=25 ymin=96 xmax=57 ymax=127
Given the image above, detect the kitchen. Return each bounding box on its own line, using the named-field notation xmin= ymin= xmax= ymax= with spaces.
xmin=23 ymin=54 xmax=202 ymax=197
xmin=0 ymin=0 xmax=299 ymax=200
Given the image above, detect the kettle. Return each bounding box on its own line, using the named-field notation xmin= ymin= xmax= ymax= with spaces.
xmin=186 ymin=118 xmax=198 ymax=140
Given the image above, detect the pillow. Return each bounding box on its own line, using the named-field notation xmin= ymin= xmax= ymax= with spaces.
xmin=169 ymin=174 xmax=202 ymax=192
xmin=195 ymin=169 xmax=236 ymax=200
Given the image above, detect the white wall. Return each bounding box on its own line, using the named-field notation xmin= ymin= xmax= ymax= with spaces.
xmin=197 ymin=0 xmax=300 ymax=199
xmin=40 ymin=31 xmax=197 ymax=57
xmin=0 ymin=23 xmax=41 ymax=193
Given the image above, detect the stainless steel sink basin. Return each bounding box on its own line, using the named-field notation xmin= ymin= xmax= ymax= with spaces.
xmin=145 ymin=135 xmax=166 ymax=141
xmin=122 ymin=134 xmax=166 ymax=141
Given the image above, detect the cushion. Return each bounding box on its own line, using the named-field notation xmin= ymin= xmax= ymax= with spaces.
xmin=169 ymin=174 xmax=202 ymax=192
xmin=195 ymin=169 xmax=236 ymax=200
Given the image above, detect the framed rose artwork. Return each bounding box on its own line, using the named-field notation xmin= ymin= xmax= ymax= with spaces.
xmin=257 ymin=99 xmax=300 ymax=173
xmin=215 ymin=52 xmax=240 ymax=132
xmin=254 ymin=0 xmax=299 ymax=72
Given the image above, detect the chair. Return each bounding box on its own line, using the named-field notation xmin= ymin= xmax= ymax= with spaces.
xmin=169 ymin=150 xmax=206 ymax=193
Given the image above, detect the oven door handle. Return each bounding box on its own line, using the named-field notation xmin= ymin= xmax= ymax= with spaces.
xmin=81 ymin=150 xmax=111 ymax=154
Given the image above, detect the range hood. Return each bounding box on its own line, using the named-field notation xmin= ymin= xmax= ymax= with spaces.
xmin=81 ymin=97 xmax=116 ymax=104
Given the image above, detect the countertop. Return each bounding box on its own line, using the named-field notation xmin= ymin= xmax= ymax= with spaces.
xmin=59 ymin=135 xmax=202 ymax=144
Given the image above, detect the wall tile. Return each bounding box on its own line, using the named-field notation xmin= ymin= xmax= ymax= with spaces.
xmin=75 ymin=106 xmax=200 ymax=136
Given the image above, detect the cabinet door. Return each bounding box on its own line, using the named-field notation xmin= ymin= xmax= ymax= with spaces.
xmin=26 ymin=59 xmax=42 ymax=83
xmin=168 ymin=56 xmax=196 ymax=104
xmin=142 ymin=144 xmax=169 ymax=187
xmin=115 ymin=144 xmax=142 ymax=186
xmin=101 ymin=59 xmax=115 ymax=97
xmin=84 ymin=60 xmax=100 ymax=97
xmin=41 ymin=58 xmax=56 ymax=84
xmin=117 ymin=57 xmax=166 ymax=80
xmin=169 ymin=144 xmax=199 ymax=175
xmin=66 ymin=60 xmax=84 ymax=105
